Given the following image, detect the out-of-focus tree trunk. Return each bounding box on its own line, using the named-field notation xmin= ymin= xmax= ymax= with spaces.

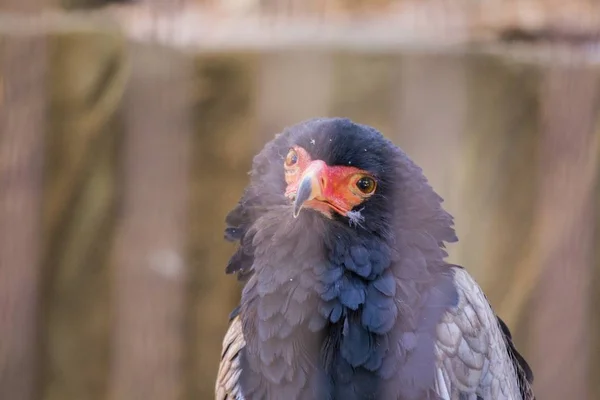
xmin=107 ymin=43 xmax=192 ymax=400
xmin=330 ymin=53 xmax=395 ymax=135
xmin=593 ymin=137 xmax=600 ymax=400
xmin=0 ymin=34 xmax=47 ymax=400
xmin=460 ymin=55 xmax=540 ymax=333
xmin=41 ymin=30 xmax=127 ymax=400
xmin=257 ymin=51 xmax=333 ymax=138
xmin=529 ymin=65 xmax=600 ymax=400
xmin=187 ymin=53 xmax=257 ymax=399
xmin=391 ymin=53 xmax=468 ymax=264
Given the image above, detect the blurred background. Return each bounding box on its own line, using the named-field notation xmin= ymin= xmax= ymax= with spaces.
xmin=1 ymin=0 xmax=599 ymax=399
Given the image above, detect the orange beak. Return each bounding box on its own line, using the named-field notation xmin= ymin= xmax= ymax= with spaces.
xmin=293 ymin=161 xmax=325 ymax=217
xmin=293 ymin=160 xmax=351 ymax=218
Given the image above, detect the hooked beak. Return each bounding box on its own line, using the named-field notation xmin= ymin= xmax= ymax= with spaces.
xmin=293 ymin=161 xmax=326 ymax=218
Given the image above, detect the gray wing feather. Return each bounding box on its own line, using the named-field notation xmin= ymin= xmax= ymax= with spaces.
xmin=434 ymin=267 xmax=533 ymax=400
xmin=216 ymin=315 xmax=245 ymax=400
xmin=216 ymin=268 xmax=534 ymax=400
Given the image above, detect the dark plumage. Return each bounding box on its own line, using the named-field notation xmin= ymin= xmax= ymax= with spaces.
xmin=216 ymin=118 xmax=534 ymax=400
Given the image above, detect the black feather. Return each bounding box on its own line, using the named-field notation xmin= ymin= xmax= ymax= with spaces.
xmin=222 ymin=118 xmax=532 ymax=400
xmin=498 ymin=316 xmax=535 ymax=395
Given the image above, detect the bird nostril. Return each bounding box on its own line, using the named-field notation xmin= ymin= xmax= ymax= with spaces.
xmin=320 ymin=176 xmax=326 ymax=189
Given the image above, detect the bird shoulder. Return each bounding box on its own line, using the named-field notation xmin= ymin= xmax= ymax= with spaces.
xmin=433 ymin=266 xmax=534 ymax=400
xmin=215 ymin=313 xmax=245 ymax=400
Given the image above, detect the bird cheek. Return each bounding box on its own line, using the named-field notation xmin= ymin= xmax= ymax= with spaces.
xmin=339 ymin=190 xmax=366 ymax=211
xmin=284 ymin=168 xmax=299 ymax=186
xmin=325 ymin=187 xmax=363 ymax=214
xmin=284 ymin=182 xmax=298 ymax=199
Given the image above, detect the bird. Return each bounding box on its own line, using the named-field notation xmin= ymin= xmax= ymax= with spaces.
xmin=215 ymin=117 xmax=534 ymax=400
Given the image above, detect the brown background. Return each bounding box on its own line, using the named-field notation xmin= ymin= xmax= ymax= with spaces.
xmin=1 ymin=1 xmax=599 ymax=399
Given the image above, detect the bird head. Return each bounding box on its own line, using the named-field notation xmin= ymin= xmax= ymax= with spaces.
xmin=237 ymin=118 xmax=399 ymax=236
xmin=284 ymin=146 xmax=378 ymax=220
xmin=224 ymin=118 xmax=458 ymax=278
xmin=281 ymin=133 xmax=392 ymax=232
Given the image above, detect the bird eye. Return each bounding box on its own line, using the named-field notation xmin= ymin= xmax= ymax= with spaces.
xmin=356 ymin=176 xmax=376 ymax=194
xmin=285 ymin=149 xmax=298 ymax=167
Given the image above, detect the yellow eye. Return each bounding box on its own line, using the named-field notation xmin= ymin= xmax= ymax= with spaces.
xmin=285 ymin=149 xmax=299 ymax=167
xmin=356 ymin=176 xmax=376 ymax=194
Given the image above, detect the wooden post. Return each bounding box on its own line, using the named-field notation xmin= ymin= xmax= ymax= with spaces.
xmin=456 ymin=55 xmax=540 ymax=330
xmin=391 ymin=53 xmax=468 ymax=267
xmin=40 ymin=30 xmax=127 ymax=400
xmin=0 ymin=34 xmax=47 ymax=400
xmin=256 ymin=51 xmax=333 ymax=137
xmin=330 ymin=53 xmax=396 ymax=135
xmin=593 ymin=140 xmax=600 ymax=400
xmin=187 ymin=53 xmax=257 ymax=399
xmin=107 ymin=44 xmax=192 ymax=400
xmin=529 ymin=65 xmax=599 ymax=400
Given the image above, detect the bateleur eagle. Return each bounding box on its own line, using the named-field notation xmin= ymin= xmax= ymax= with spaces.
xmin=216 ymin=118 xmax=534 ymax=400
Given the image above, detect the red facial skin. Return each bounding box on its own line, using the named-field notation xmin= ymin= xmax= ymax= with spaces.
xmin=283 ymin=146 xmax=377 ymax=218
